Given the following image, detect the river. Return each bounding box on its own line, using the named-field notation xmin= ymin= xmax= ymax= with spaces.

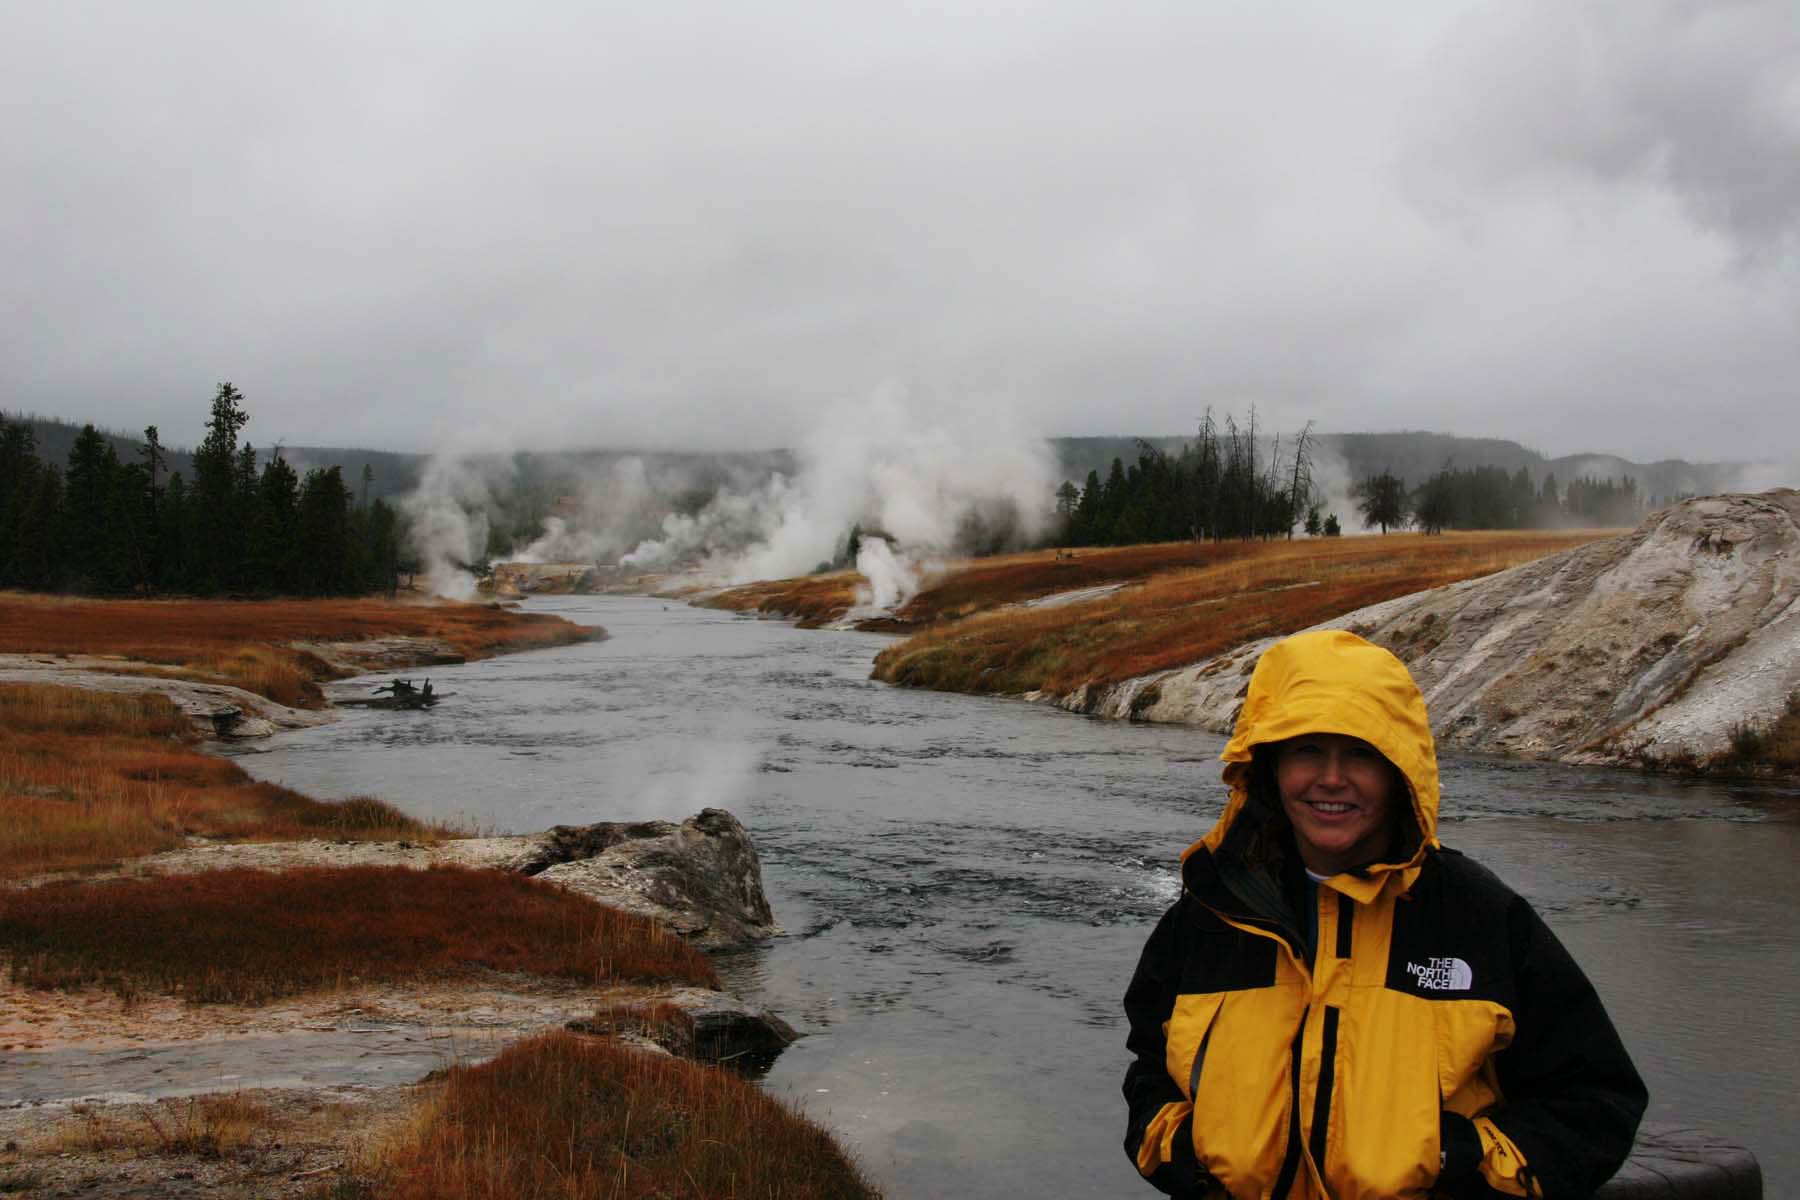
xmin=227 ymin=595 xmax=1799 ymax=1197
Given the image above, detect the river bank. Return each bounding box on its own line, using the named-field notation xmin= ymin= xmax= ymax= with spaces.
xmin=0 ymin=594 xmax=874 ymax=1198
xmin=702 ymin=491 xmax=1800 ymax=777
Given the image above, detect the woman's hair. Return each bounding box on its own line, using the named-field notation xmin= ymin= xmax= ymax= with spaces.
xmin=1238 ymin=745 xmax=1295 ymax=872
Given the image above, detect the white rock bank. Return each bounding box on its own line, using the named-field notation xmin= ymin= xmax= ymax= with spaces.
xmin=1060 ymin=490 xmax=1800 ymax=769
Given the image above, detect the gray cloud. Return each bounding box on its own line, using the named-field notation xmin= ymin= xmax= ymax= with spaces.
xmin=1409 ymin=0 xmax=1800 ymax=251
xmin=2 ymin=2 xmax=1795 ymax=471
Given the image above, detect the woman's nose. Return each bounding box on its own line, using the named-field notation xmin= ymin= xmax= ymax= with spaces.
xmin=1318 ymin=748 xmax=1347 ymax=786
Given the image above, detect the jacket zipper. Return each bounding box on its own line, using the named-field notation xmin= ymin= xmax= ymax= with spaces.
xmin=1308 ymin=1006 xmax=1342 ymax=1178
xmin=1188 ymin=1021 xmax=1215 ymax=1099
xmin=1272 ymin=890 xmax=1351 ymax=1197
xmin=1270 ymin=1005 xmax=1309 ymax=1199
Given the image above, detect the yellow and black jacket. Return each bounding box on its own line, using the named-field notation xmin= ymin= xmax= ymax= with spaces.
xmin=1123 ymin=631 xmax=1646 ymax=1199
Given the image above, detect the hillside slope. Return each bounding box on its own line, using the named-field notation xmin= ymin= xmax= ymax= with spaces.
xmin=1084 ymin=491 xmax=1798 ymax=769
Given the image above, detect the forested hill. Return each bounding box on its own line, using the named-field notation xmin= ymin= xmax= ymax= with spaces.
xmin=6 ymin=414 xmax=428 ymax=504
xmin=1052 ymin=433 xmax=1746 ymax=506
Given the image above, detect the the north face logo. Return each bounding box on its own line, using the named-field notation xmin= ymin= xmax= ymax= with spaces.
xmin=1406 ymin=957 xmax=1473 ymax=991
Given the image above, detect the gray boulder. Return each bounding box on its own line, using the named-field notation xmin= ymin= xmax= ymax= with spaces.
xmin=506 ymin=808 xmax=779 ymax=950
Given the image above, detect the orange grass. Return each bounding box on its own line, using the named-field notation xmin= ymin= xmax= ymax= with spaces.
xmin=0 ymin=684 xmax=442 ymax=879
xmin=333 ymin=1031 xmax=876 ymax=1200
xmin=873 ymin=531 xmax=1610 ymax=696
xmin=0 ymin=866 xmax=718 ymax=1004
xmin=0 ymin=593 xmax=594 ymax=706
xmin=700 ymin=570 xmax=864 ymax=627
xmin=896 ymin=542 xmax=1249 ymax=624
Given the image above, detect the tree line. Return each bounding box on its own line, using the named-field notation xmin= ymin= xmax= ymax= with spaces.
xmin=1055 ymin=411 xmax=1339 ymax=547
xmin=1052 ymin=419 xmax=1657 ymax=548
xmin=0 ymin=384 xmax=405 ymax=595
xmin=1361 ymin=464 xmax=1649 ymax=534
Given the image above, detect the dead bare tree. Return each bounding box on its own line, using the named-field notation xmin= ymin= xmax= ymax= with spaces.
xmin=1287 ymin=421 xmax=1315 ymax=539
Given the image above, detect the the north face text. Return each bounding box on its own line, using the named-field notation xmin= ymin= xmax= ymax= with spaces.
xmin=1406 ymin=957 xmax=1473 ymax=991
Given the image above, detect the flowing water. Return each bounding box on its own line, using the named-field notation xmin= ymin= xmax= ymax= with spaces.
xmin=211 ymin=596 xmax=1797 ymax=1196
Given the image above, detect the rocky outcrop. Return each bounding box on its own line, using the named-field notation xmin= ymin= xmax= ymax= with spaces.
xmin=1060 ymin=491 xmax=1800 ymax=769
xmin=482 ymin=561 xmax=600 ymax=597
xmin=501 ymin=808 xmax=780 ymax=950
xmin=566 ymin=985 xmax=797 ymax=1069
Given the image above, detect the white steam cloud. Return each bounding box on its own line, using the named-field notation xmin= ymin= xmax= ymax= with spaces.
xmin=399 ymin=385 xmax=1058 ymax=605
xmin=622 ymin=386 xmax=1057 ymax=600
xmin=850 ymin=537 xmax=923 ymax=614
xmin=401 ymin=452 xmax=504 ymax=599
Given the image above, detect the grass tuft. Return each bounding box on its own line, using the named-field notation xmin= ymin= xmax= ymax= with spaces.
xmin=0 ymin=865 xmax=718 ymax=1004
xmin=47 ymin=1095 xmax=273 ymax=1159
xmin=1713 ymin=692 xmax=1800 ymax=775
xmin=325 ymin=1032 xmax=877 ymax=1200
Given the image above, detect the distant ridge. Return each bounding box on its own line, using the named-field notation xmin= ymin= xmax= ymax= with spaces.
xmin=1051 ymin=432 xmax=1755 ymax=508
xmin=8 ymin=411 xmax=1765 ymax=514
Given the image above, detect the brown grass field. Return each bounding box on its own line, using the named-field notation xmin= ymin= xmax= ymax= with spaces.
xmin=870 ymin=531 xmax=1611 ymax=696
xmin=0 ymin=593 xmax=594 ymax=707
xmin=700 ymin=570 xmax=865 ymax=627
xmin=0 ymin=684 xmax=444 ymax=879
xmin=0 ymin=865 xmax=718 ymax=1004
xmin=327 ymin=1030 xmax=877 ymax=1200
xmin=0 ymin=593 xmax=596 ymax=877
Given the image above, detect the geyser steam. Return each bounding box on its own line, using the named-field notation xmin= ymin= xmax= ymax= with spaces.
xmin=622 ymin=387 xmax=1058 ymax=595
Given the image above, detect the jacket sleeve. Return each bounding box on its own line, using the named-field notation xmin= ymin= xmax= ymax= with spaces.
xmin=1123 ymin=900 xmax=1208 ymax=1198
xmin=1443 ymin=895 xmax=1647 ymax=1199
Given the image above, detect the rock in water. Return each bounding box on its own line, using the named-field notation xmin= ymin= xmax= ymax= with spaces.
xmin=505 ymin=809 xmax=779 ymax=950
xmin=1115 ymin=490 xmax=1800 ymax=769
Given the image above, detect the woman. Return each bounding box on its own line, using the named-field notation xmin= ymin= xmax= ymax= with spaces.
xmin=1123 ymin=630 xmax=1645 ymax=1199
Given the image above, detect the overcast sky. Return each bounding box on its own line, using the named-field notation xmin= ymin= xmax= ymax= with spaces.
xmin=3 ymin=1 xmax=1795 ymax=463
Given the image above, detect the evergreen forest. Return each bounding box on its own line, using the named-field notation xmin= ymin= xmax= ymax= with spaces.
xmin=0 ymin=385 xmax=405 ymax=595
xmin=1057 ymin=413 xmax=1654 ymax=547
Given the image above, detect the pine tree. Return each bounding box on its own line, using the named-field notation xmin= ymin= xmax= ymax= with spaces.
xmin=160 ymin=473 xmax=192 ymax=588
xmin=140 ymin=425 xmax=166 ymax=587
xmin=253 ymin=453 xmax=301 ymax=591
xmin=1353 ymin=471 xmax=1408 ymax=534
xmin=0 ymin=416 xmax=43 ymax=586
xmin=296 ymin=466 xmax=352 ymax=593
xmin=63 ymin=424 xmax=122 ymax=589
xmin=192 ymin=382 xmax=250 ymax=591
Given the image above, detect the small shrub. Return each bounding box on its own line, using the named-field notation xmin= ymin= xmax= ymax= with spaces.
xmin=336 ymin=1032 xmax=877 ymax=1200
xmin=1727 ymin=721 xmax=1767 ymax=761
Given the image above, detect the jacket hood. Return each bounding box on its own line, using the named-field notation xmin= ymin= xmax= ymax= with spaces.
xmin=1184 ymin=630 xmax=1440 ymax=899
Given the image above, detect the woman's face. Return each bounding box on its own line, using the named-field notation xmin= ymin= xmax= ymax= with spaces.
xmin=1273 ymin=733 xmax=1400 ymax=876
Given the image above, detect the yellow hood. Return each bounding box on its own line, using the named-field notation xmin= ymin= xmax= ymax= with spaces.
xmin=1189 ymin=630 xmax=1440 ymax=900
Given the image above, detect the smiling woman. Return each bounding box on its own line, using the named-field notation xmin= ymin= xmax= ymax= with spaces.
xmin=1123 ymin=630 xmax=1647 ymax=1200
xmin=1272 ymin=732 xmax=1401 ymax=876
